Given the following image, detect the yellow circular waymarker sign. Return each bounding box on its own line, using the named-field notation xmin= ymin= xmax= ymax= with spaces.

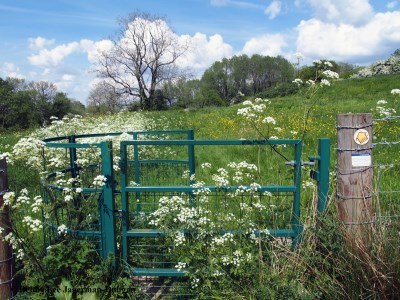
xmin=354 ymin=129 xmax=370 ymax=145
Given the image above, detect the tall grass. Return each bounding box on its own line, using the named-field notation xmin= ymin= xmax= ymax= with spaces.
xmin=1 ymin=74 xmax=400 ymax=298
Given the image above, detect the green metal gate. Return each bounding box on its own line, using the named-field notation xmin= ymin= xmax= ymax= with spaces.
xmin=119 ymin=136 xmax=330 ymax=278
xmin=41 ymin=130 xmax=330 ymax=291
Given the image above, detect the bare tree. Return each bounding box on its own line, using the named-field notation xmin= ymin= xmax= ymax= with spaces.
xmin=28 ymin=81 xmax=58 ymax=123
xmin=29 ymin=81 xmax=57 ymax=102
xmin=87 ymin=81 xmax=123 ymax=113
xmin=95 ymin=12 xmax=189 ymax=110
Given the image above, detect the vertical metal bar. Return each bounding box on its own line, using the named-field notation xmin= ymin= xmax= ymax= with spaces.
xmin=317 ymin=138 xmax=330 ymax=213
xmin=100 ymin=141 xmax=116 ymax=265
xmin=292 ymin=141 xmax=302 ymax=247
xmin=187 ymin=130 xmax=195 ymax=206
xmin=133 ymin=132 xmax=141 ymax=212
xmin=68 ymin=135 xmax=77 ymax=178
xmin=120 ymin=142 xmax=129 ymax=261
xmin=187 ymin=130 xmax=195 ymax=178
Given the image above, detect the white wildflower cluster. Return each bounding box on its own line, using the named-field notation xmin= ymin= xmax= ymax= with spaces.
xmin=249 ymin=229 xmax=270 ymax=244
xmin=306 ymin=79 xmax=315 ymax=85
xmin=2 ymin=191 xmax=15 ymax=207
xmin=320 ymin=79 xmax=331 ymax=86
xmin=57 ymin=224 xmax=68 ymax=236
xmin=148 ymin=196 xmax=187 ymax=227
xmin=293 ymin=59 xmax=339 ymax=90
xmin=174 ymin=261 xmax=187 ymax=272
xmin=63 ymin=188 xmax=74 ymax=202
xmin=292 ymin=78 xmax=303 ymax=86
xmin=376 ymin=100 xmax=396 ymax=117
xmin=182 ymin=169 xmax=190 ymax=179
xmin=211 ymin=233 xmax=234 ymax=249
xmin=174 ymin=231 xmax=186 ymax=246
xmin=237 ymin=98 xmax=270 ymax=122
xmin=201 ymin=162 xmax=212 ymax=169
xmin=92 ymin=175 xmax=107 ymax=187
xmin=191 ymin=277 xmax=200 ymax=289
xmin=2 ymin=232 xmax=24 ymax=260
xmin=322 ymin=69 xmax=339 ymax=79
xmin=262 ymin=116 xmax=276 ymax=125
xmin=15 ymin=188 xmax=30 ymax=208
xmin=219 ymin=250 xmax=252 ymax=267
xmin=227 ymin=161 xmax=258 ymax=183
xmin=75 ymin=158 xmax=90 ymax=168
xmin=31 ymin=196 xmax=43 ymax=213
xmin=391 ymin=89 xmax=400 ymax=96
xmin=22 ymin=216 xmax=43 ymax=232
xmin=48 ymin=157 xmax=65 ymax=168
xmin=212 ymin=168 xmax=230 ymax=187
xmin=12 ymin=138 xmax=46 ymax=169
xmin=252 ymin=201 xmax=266 ymax=211
xmin=302 ymin=181 xmax=315 ymax=189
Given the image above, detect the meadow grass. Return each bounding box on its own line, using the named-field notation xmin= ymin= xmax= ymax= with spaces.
xmin=1 ymin=74 xmax=400 ymax=299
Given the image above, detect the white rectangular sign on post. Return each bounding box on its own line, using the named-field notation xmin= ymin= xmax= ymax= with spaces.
xmin=351 ymin=153 xmax=371 ymax=167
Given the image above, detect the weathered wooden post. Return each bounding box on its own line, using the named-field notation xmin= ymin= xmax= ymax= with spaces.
xmin=336 ymin=114 xmax=374 ymax=238
xmin=0 ymin=159 xmax=13 ymax=299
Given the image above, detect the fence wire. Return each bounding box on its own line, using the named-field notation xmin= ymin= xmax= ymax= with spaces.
xmin=372 ymin=115 xmax=400 ymax=219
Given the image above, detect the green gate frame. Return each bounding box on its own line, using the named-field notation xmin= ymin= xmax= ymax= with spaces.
xmin=41 ymin=131 xmax=330 ymax=276
xmin=119 ymin=137 xmax=330 ymax=277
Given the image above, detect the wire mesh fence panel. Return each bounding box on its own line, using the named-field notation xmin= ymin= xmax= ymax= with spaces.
xmin=373 ymin=116 xmax=400 ymax=218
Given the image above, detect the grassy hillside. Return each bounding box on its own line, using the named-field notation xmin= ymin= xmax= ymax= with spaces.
xmin=1 ymin=74 xmax=400 ymax=299
xmin=141 ymin=74 xmax=400 ymax=167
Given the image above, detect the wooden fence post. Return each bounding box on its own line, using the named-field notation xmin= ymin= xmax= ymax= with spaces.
xmin=336 ymin=114 xmax=374 ymax=238
xmin=0 ymin=158 xmax=13 ymax=299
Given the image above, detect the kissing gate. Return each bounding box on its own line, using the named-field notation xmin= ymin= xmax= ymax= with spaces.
xmin=42 ymin=130 xmax=330 ymax=284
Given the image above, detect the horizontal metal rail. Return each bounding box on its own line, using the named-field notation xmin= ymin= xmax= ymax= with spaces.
xmin=124 ymin=185 xmax=296 ymax=193
xmin=121 ymin=139 xmax=301 ymax=147
xmin=42 ymin=129 xmax=194 ymax=143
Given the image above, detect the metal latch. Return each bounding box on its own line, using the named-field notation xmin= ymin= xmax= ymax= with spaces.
xmin=285 ymin=160 xmax=316 ymax=167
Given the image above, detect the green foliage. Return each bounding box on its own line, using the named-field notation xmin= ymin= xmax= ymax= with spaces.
xmin=2 ymin=73 xmax=400 ymax=298
xmin=299 ymin=59 xmax=339 ymax=82
xmin=255 ymin=82 xmax=299 ymax=99
xmin=0 ymin=77 xmax=83 ymax=130
xmin=163 ymin=54 xmax=295 ymax=109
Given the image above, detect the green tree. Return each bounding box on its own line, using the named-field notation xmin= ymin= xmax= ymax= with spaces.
xmin=51 ymin=92 xmax=73 ymax=119
xmin=0 ymin=78 xmax=13 ymax=128
xmin=230 ymin=55 xmax=250 ymax=96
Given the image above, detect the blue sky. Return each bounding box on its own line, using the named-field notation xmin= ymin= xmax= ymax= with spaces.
xmin=1 ymin=0 xmax=400 ymax=104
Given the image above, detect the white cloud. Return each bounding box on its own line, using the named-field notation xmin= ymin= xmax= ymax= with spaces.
xmin=27 ymin=39 xmax=114 ymax=68
xmin=296 ymin=11 xmax=400 ymax=63
xmin=62 ymin=74 xmax=75 ymax=81
xmin=305 ymin=0 xmax=374 ymax=25
xmin=28 ymin=36 xmax=55 ymax=50
xmin=82 ymin=39 xmax=114 ymax=63
xmin=28 ymin=41 xmax=81 ymax=67
xmin=178 ymin=33 xmax=234 ymax=71
xmin=265 ymin=1 xmax=282 ymax=19
xmin=242 ymin=34 xmax=287 ymax=56
xmin=0 ymin=63 xmax=25 ymax=79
